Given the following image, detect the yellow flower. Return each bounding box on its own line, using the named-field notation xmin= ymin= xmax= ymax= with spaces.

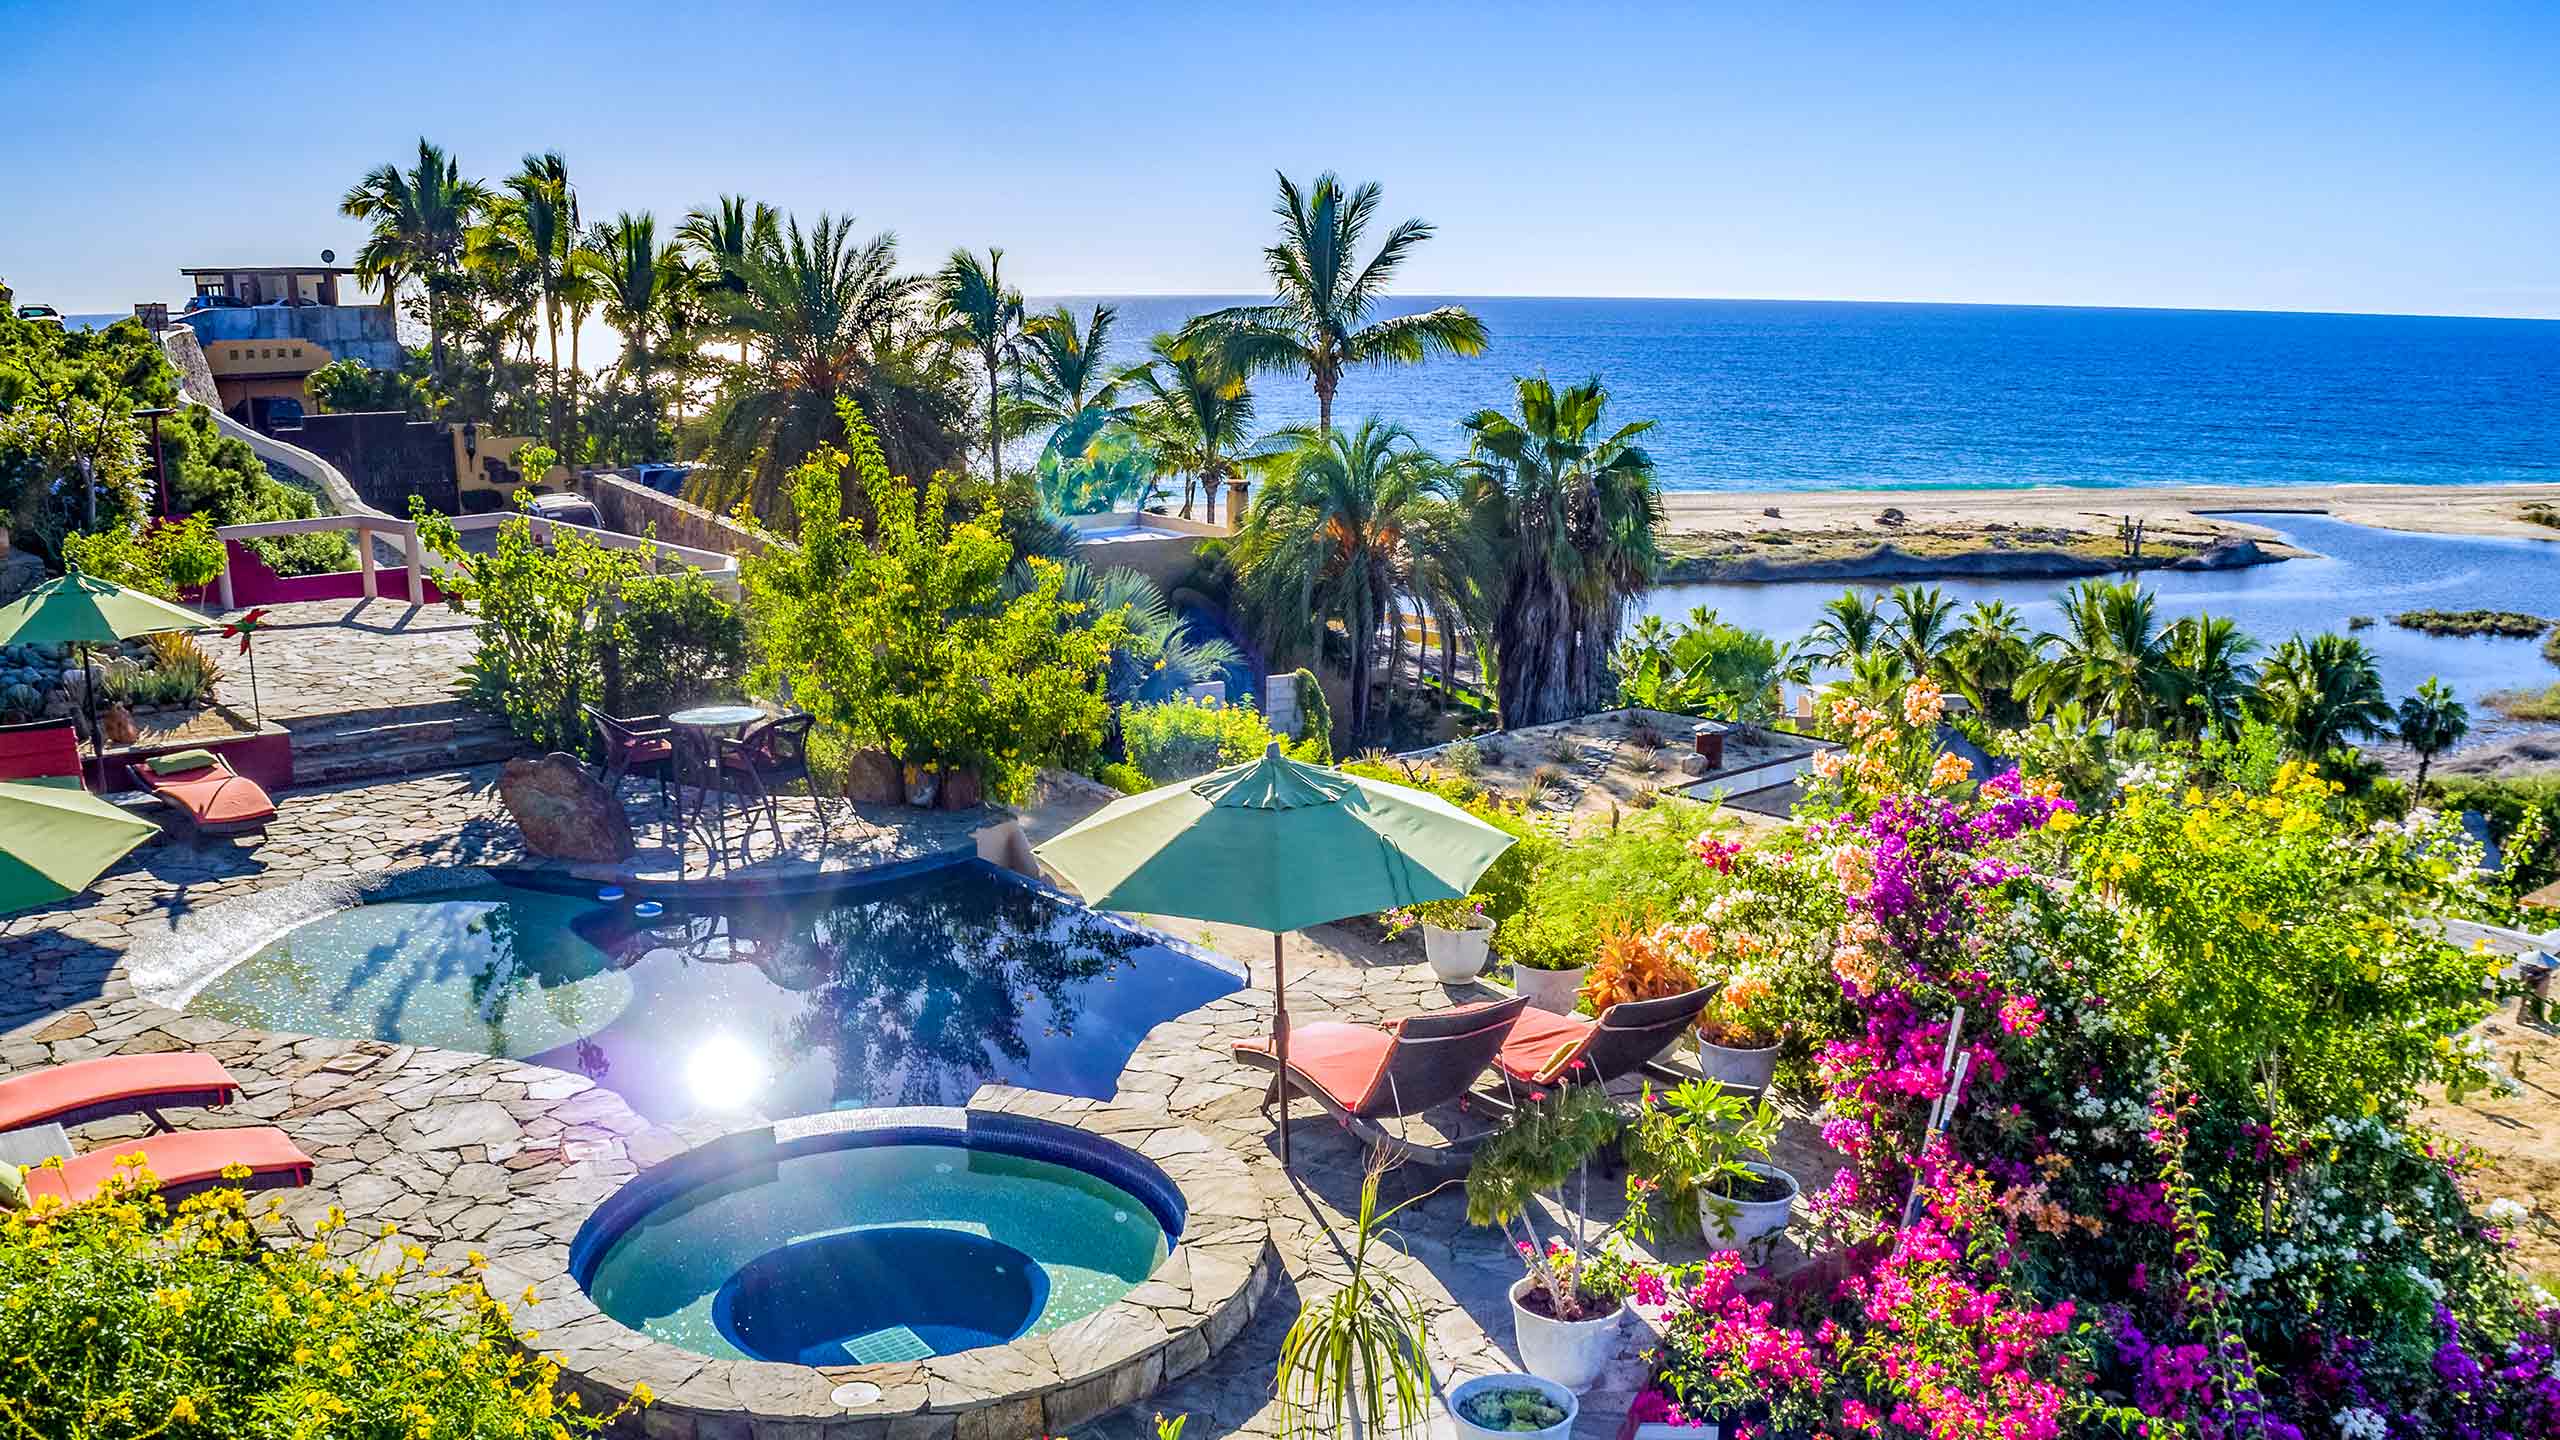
xmin=169 ymin=1395 xmax=199 ymax=1423
xmin=2044 ymin=810 xmax=2081 ymax=833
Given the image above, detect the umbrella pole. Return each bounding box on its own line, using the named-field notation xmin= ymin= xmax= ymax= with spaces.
xmin=79 ymin=641 xmax=101 ymax=758
xmin=1273 ymin=930 xmax=1291 ymax=1170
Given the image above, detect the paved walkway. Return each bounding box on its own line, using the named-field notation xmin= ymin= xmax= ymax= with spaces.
xmin=8 ymin=762 xmax=1840 ymax=1440
xmin=207 ymin=597 xmax=480 ymax=723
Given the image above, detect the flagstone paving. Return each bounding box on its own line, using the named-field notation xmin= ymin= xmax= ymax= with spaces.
xmin=7 ymin=760 xmax=1838 ymax=1440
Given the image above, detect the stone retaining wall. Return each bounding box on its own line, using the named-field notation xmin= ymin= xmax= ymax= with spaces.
xmin=575 ymin=474 xmax=780 ymax=561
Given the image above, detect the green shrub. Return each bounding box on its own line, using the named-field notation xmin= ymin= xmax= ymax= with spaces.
xmin=1291 ymin=668 xmax=1332 ymax=763
xmin=613 ymin=571 xmax=748 ymax=717
xmin=1492 ymin=801 xmax=1725 ymax=971
xmin=0 ymin=1173 xmax=641 ymax=1439
xmin=2434 ymin=772 xmax=2560 ymax=892
xmin=60 ymin=515 xmax=225 ymax=599
xmin=1339 ymin=760 xmax=1555 ymax=931
xmin=1121 ymin=696 xmax=1318 ymax=783
xmin=1097 ymin=761 xmax=1152 ymax=795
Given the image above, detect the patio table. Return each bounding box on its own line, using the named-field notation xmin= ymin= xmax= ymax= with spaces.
xmin=668 ymin=704 xmax=767 ymax=864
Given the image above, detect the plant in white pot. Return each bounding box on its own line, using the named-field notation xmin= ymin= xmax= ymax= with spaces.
xmin=1464 ymin=1086 xmax=1642 ymax=1390
xmin=1692 ymin=965 xmax=1783 ymax=1095
xmin=1622 ymin=1080 xmax=1796 ymax=1253
xmin=1274 ymin=1158 xmax=1438 ymax=1439
xmin=1383 ymin=894 xmax=1495 ymax=983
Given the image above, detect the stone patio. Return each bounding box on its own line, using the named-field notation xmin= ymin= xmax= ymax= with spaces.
xmin=6 ymin=759 xmax=1840 ymax=1439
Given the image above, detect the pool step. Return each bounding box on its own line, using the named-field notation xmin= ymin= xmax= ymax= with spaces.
xmin=284 ymin=701 xmax=522 ymax=789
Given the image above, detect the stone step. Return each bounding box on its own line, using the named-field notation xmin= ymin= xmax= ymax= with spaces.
xmin=290 ymin=711 xmax=502 ymax=758
xmin=287 ymin=728 xmax=523 ymax=789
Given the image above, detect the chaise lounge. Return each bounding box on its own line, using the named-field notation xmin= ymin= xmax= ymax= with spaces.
xmin=1231 ymin=994 xmax=1528 ymax=1167
xmin=130 ymin=749 xmax=276 ymax=833
xmin=1490 ymin=985 xmax=1718 ymax=1099
xmin=17 ymin=1127 xmax=316 ymax=1206
xmin=0 ymin=1051 xmax=242 ymax=1132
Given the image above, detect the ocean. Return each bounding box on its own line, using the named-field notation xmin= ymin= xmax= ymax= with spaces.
xmin=1060 ymin=297 xmax=2560 ymax=493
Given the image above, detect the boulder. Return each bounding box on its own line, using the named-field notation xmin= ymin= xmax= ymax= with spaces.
xmin=498 ymin=753 xmax=634 ymax=862
xmin=0 ymin=541 xmax=45 ymax=608
xmin=100 ymin=703 xmax=138 ymax=747
xmin=938 ymin=767 xmax=985 ymax=810
xmin=840 ymin=747 xmax=902 ymax=805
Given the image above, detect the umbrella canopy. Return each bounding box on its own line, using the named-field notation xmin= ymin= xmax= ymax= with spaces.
xmin=0 ymin=778 xmax=157 ymax=916
xmin=0 ymin=568 xmax=212 ymax=647
xmin=1034 ymin=743 xmax=1516 ymax=933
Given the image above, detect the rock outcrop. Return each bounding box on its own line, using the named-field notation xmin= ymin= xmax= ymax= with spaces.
xmin=497 ymin=753 xmax=633 ymax=861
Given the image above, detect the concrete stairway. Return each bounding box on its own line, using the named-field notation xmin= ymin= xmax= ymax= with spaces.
xmin=282 ymin=701 xmax=522 ymax=789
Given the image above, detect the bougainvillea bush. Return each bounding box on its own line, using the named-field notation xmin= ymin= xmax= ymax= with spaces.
xmin=0 ymin=1162 xmax=643 ymax=1439
xmin=1632 ymin=684 xmax=2557 ymax=1440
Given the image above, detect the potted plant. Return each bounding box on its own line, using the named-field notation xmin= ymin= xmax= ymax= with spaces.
xmin=1509 ymin=953 xmax=1588 ymax=1015
xmin=1383 ymin=895 xmax=1495 ymax=983
xmin=1693 ymin=966 xmax=1782 ymax=1095
xmin=1446 ymin=1374 xmax=1577 ymax=1439
xmin=1465 ymin=1087 xmax=1639 ymax=1390
xmin=1275 ymin=1158 xmax=1438 ymax=1438
xmin=1623 ymin=1081 xmax=1797 ymax=1253
xmin=1579 ymin=925 xmax=1703 ymax=1051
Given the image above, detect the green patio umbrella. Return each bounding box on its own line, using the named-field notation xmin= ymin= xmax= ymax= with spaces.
xmin=0 ymin=568 xmax=212 ymax=752
xmin=1034 ymin=742 xmax=1516 ymax=1166
xmin=0 ymin=777 xmax=157 ymax=916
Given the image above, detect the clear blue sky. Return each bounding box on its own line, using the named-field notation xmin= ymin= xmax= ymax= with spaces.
xmin=4 ymin=0 xmax=2555 ymax=319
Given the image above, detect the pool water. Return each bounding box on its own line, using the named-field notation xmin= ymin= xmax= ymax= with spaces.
xmin=579 ymin=1138 xmax=1169 ymax=1363
xmin=184 ymin=862 xmax=1242 ymax=1122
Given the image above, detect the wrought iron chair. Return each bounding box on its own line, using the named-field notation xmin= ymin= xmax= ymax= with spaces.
xmin=583 ymin=705 xmax=675 ymax=812
xmin=718 ymin=711 xmax=816 ymax=843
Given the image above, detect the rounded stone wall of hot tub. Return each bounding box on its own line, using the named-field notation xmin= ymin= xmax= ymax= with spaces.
xmin=545 ymin=1091 xmax=1275 ymax=1439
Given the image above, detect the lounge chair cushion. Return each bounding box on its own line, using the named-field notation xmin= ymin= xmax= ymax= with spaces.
xmin=145 ymin=749 xmax=220 ymax=775
xmin=19 ymin=1127 xmax=314 ymax=1207
xmin=136 ymin=757 xmax=276 ymax=827
xmin=1249 ymin=1021 xmax=1395 ymax=1111
xmin=0 ymin=1052 xmax=239 ymax=1132
xmin=1495 ymin=1007 xmax=1596 ymax=1085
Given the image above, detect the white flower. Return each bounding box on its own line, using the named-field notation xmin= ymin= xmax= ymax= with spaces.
xmin=2335 ymin=1407 xmax=2387 ymax=1440
xmin=2485 ymin=1197 xmax=2530 ymax=1226
xmin=2403 ymin=1264 xmax=2444 ymax=1299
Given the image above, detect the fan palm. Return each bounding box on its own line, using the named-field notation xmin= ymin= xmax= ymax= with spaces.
xmin=1458 ymin=376 xmax=1661 ymax=727
xmin=575 ymin=212 xmax=686 ymax=427
xmin=1121 ymin=332 xmax=1256 ymax=524
xmin=341 ymin=138 xmax=491 ymax=380
xmin=1032 ymin=560 xmax=1243 ymax=704
xmin=1009 ymin=303 xmax=1123 ymax=448
xmin=935 ymin=248 xmax=1026 ymax=483
xmin=696 ymin=213 xmax=959 ymax=515
xmin=2021 ymin=578 xmax=2171 ymax=729
xmin=1944 ymin=600 xmax=2036 ymax=724
xmin=2395 ymin=676 xmax=2469 ymax=796
xmin=2258 ymin=632 xmax=2393 ymax=761
xmin=1181 ymin=172 xmax=1485 ymax=431
xmin=2157 ymin=613 xmax=2260 ymax=741
xmin=1233 ymin=420 xmax=1469 ymax=741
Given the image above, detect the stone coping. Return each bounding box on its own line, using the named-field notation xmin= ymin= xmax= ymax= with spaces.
xmin=544 ymin=1090 xmax=1276 ymax=1440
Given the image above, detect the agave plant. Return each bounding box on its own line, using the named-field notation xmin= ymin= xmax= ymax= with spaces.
xmin=1275 ymin=1159 xmax=1438 ymax=1440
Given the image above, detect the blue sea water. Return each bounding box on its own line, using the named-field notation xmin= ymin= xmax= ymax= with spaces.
xmin=1057 ymin=297 xmax=2560 ymax=493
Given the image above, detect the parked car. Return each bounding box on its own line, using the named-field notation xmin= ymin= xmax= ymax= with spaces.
xmin=526 ymin=492 xmax=604 ymax=530
xmin=14 ymin=304 xmax=63 ymax=326
xmin=626 ymin=463 xmax=693 ymax=497
xmin=181 ymin=294 xmax=248 ymax=313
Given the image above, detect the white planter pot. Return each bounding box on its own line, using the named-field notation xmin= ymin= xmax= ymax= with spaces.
xmin=1422 ymin=918 xmax=1494 ymax=982
xmin=1697 ymin=1161 xmax=1799 ymax=1252
xmin=1512 ymin=964 xmax=1587 ymax=1015
xmin=1508 ymin=1275 xmax=1625 ymax=1390
xmin=1695 ymin=1035 xmax=1779 ymax=1095
xmin=1448 ymin=1372 xmax=1579 ymax=1440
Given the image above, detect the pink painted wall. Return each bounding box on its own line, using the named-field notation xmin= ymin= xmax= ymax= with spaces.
xmin=189 ymin=540 xmax=445 ymax=609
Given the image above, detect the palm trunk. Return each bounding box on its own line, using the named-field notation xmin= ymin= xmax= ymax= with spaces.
xmin=985 ymin=349 xmax=1004 ymax=485
xmin=545 ymin=304 xmax=562 ymax=450
xmin=1349 ymin=600 xmax=1376 ymax=744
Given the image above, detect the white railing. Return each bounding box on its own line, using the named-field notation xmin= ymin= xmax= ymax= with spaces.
xmin=214 ymin=514 xmax=426 ymax=608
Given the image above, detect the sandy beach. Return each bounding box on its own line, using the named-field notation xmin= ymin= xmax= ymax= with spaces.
xmin=1663 ymin=480 xmax=2560 ymax=543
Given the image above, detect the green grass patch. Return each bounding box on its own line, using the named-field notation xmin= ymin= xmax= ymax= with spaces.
xmin=2485 ymin=685 xmax=2560 ymax=722
xmin=2388 ymin=608 xmax=2552 ymax=639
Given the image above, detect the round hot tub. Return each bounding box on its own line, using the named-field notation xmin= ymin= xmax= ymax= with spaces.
xmin=571 ymin=1110 xmax=1184 ymax=1366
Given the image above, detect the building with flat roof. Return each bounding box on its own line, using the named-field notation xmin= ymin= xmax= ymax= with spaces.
xmin=174 ymin=265 xmax=402 ymax=425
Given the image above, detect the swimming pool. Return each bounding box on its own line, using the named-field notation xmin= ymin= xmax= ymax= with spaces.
xmin=181 ymin=859 xmax=1243 ymax=1122
xmin=571 ymin=1114 xmax=1182 ymax=1365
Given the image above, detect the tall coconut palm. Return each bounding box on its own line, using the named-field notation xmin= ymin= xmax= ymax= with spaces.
xmin=341 ymin=138 xmax=490 ymax=380
xmin=1121 ymin=333 xmax=1256 ymax=524
xmin=1883 ymin=584 xmax=1962 ymax=680
xmin=1806 ymin=589 xmax=1889 ymax=667
xmin=1182 ymin=172 xmax=1486 ymax=431
xmin=697 ymin=213 xmax=959 ymax=514
xmin=2158 ymin=613 xmax=2260 ymax=741
xmin=2258 ymin=632 xmax=2394 ymax=761
xmin=2021 ymin=578 xmax=2171 ymax=729
xmin=934 ymin=248 xmax=1026 ymax=483
xmin=471 ymin=152 xmax=578 ymax=446
xmin=2396 ymin=676 xmax=2469 ymax=797
xmin=1458 ymin=376 xmax=1661 ymax=726
xmin=1009 ymin=303 xmax=1122 ymax=447
xmin=1233 ymin=421 xmax=1471 ymax=741
xmin=575 ymin=212 xmax=686 ymax=437
xmin=1945 ymin=600 xmax=2036 ymax=725
xmin=680 ymin=194 xmax=778 ymax=370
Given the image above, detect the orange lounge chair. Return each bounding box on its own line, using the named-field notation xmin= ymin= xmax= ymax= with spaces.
xmin=0 ymin=1052 xmax=240 ymax=1132
xmin=1492 ymin=985 xmax=1717 ymax=1097
xmin=131 ymin=750 xmax=275 ymax=833
xmin=18 ymin=1127 xmax=314 ymax=1206
xmin=1231 ymin=995 xmax=1528 ymax=1167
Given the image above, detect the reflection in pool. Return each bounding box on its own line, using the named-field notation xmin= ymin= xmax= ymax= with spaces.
xmin=185 ymin=861 xmax=1243 ymax=1121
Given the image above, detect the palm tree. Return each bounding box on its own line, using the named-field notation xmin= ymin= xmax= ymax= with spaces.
xmin=1009 ymin=303 xmax=1122 ymax=448
xmin=1121 ymin=333 xmax=1256 ymax=524
xmin=1806 ymin=589 xmax=1889 ymax=667
xmin=1233 ymin=421 xmax=1471 ymax=741
xmin=1034 ymin=561 xmax=1243 ymax=705
xmin=341 ymin=138 xmax=490 ymax=380
xmin=1944 ymin=600 xmax=2036 ymax=725
xmin=473 ymin=152 xmax=578 ymax=446
xmin=1459 ymin=377 xmax=1660 ymax=726
xmin=696 ymin=213 xmax=959 ymax=513
xmin=2395 ymin=676 xmax=2469 ymax=796
xmin=2021 ymin=578 xmax=2171 ymax=729
xmin=2258 ymin=632 xmax=2394 ymax=761
xmin=679 ymin=194 xmax=778 ymax=370
xmin=576 ymin=213 xmax=686 ymax=439
xmin=935 ymin=248 xmax=1026 ymax=483
xmin=1883 ymin=584 xmax=1961 ymax=679
xmin=1182 ymin=172 xmax=1486 ymax=431
xmin=2157 ymin=613 xmax=2259 ymax=741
